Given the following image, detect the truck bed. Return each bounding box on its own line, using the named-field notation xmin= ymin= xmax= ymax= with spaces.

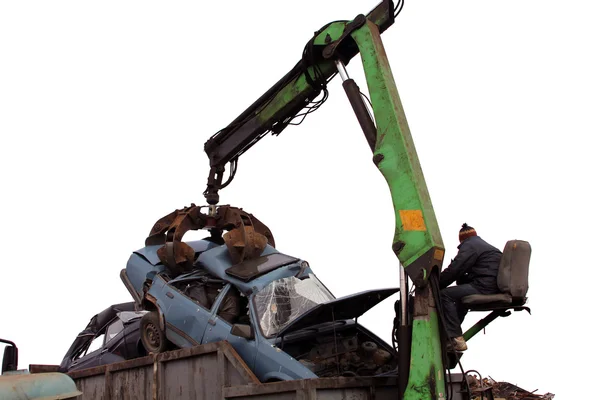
xmin=29 ymin=341 xmax=552 ymax=399
xmin=54 ymin=340 xmax=407 ymax=400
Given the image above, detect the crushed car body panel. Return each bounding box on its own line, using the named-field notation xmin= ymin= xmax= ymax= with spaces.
xmin=59 ymin=302 xmax=147 ymax=372
xmin=125 ymin=240 xmax=220 ymax=301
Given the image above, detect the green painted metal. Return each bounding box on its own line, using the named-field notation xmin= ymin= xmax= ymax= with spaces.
xmin=244 ymin=4 xmax=395 ymax=131
xmin=245 ymin=14 xmax=449 ymax=399
xmin=350 ymin=20 xmax=444 ymax=284
xmin=239 ymin=10 xmax=445 ymax=280
xmin=349 ymin=20 xmax=445 ymax=399
xmin=403 ymin=287 xmax=446 ymax=399
xmin=0 ymin=372 xmax=81 ymax=399
xmin=313 ymin=22 xmax=346 ymax=45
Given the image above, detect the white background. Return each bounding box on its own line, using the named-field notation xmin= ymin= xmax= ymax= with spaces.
xmin=1 ymin=1 xmax=598 ymax=398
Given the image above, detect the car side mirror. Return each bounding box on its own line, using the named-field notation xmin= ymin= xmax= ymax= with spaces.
xmin=2 ymin=345 xmax=18 ymax=374
xmin=230 ymin=324 xmax=254 ymax=340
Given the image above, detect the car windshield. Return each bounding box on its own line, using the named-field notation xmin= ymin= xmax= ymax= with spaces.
xmin=254 ymin=273 xmax=334 ymax=337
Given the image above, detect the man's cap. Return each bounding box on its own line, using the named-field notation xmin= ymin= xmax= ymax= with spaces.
xmin=459 ymin=223 xmax=477 ymax=242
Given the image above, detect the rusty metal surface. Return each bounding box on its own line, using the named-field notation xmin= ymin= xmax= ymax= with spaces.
xmin=77 ymin=374 xmax=106 ymax=399
xmin=115 ymin=366 xmax=153 ymax=399
xmin=223 ymin=376 xmax=399 ymax=399
xmin=161 ymin=352 xmax=221 ymax=399
xmin=68 ymin=341 xmax=259 ymax=400
xmin=64 ymin=342 xmax=556 ymax=400
xmin=224 ymin=226 xmax=267 ymax=265
xmin=144 ymin=205 xmax=275 ymax=274
xmin=67 ymin=353 xmax=154 ymax=380
xmin=29 ymin=364 xmax=61 ymax=374
xmin=468 ymin=376 xmax=555 ymax=400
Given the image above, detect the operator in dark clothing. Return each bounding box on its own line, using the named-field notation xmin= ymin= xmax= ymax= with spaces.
xmin=440 ymin=223 xmax=502 ymax=351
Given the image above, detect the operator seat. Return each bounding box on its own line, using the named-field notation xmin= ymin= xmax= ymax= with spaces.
xmin=462 ymin=240 xmax=531 ymax=311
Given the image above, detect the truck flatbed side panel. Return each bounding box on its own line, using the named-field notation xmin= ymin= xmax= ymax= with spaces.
xmin=68 ymin=341 xmax=259 ymax=400
xmin=65 ymin=341 xmax=469 ymax=399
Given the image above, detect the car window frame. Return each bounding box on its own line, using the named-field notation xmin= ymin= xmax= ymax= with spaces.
xmin=81 ymin=330 xmax=109 ymax=358
xmin=104 ymin=317 xmax=125 ymax=347
xmin=75 ymin=333 xmax=100 ymax=361
xmin=210 ymin=283 xmax=233 ymax=326
xmin=164 ymin=275 xmax=215 ymax=313
xmin=209 ymin=284 xmax=251 ymax=327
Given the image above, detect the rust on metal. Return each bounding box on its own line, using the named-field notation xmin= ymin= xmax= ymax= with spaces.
xmin=152 ymin=353 xmax=159 ymax=400
xmin=468 ymin=376 xmax=555 ymax=399
xmin=412 ymin=285 xmax=432 ymax=318
xmin=223 ymin=376 xmax=398 ymax=397
xmin=144 ymin=204 xmax=276 ymax=274
xmin=28 ymin=364 xmax=61 ymax=373
xmin=67 ymin=354 xmax=155 ymax=379
xmin=103 ymin=366 xmax=112 ymax=400
xmin=322 ymin=14 xmax=367 ymax=59
xmin=68 ymin=341 xmax=261 ymax=400
xmin=224 ymin=226 xmax=267 ymax=265
xmin=159 ymin=341 xmax=220 ymax=362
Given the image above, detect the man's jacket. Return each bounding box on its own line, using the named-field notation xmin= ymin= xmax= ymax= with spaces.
xmin=439 ymin=236 xmax=502 ymax=293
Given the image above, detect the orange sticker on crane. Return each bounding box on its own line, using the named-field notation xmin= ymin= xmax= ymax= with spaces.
xmin=399 ymin=210 xmax=427 ymax=231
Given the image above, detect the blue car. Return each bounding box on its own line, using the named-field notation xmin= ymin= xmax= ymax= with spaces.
xmin=121 ymin=239 xmax=398 ymax=382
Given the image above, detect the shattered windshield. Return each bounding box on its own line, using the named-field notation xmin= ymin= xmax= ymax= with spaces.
xmin=254 ymin=273 xmax=334 ymax=337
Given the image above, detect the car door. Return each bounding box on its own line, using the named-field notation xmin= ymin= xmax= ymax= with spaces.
xmin=68 ymin=330 xmax=108 ymax=371
xmin=148 ymin=275 xmax=212 ymax=347
xmin=98 ymin=317 xmax=128 ymax=366
xmin=202 ymin=284 xmax=258 ymax=370
xmin=120 ymin=313 xmax=146 ymax=359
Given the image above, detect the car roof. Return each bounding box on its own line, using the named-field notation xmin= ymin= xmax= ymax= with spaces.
xmin=130 ymin=239 xmax=309 ymax=295
xmin=197 ymin=244 xmax=307 ymax=294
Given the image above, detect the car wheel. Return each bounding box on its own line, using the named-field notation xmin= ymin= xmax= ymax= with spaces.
xmin=140 ymin=312 xmax=168 ymax=354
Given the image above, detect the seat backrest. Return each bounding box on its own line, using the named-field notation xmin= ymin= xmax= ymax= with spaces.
xmin=497 ymin=240 xmax=531 ymax=300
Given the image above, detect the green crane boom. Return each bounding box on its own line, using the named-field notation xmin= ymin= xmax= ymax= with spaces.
xmin=203 ymin=1 xmax=447 ymax=397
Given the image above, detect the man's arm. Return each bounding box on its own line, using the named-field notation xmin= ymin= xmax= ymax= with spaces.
xmin=439 ymin=243 xmax=478 ymax=289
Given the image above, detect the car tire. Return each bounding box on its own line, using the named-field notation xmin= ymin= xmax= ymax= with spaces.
xmin=140 ymin=312 xmax=168 ymax=354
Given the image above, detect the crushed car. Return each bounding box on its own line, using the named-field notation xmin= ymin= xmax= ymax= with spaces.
xmin=59 ymin=302 xmax=148 ymax=372
xmin=121 ymin=238 xmax=399 ymax=382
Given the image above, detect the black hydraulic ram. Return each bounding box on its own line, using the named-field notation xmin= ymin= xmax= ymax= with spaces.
xmin=334 ymin=60 xmax=377 ymax=152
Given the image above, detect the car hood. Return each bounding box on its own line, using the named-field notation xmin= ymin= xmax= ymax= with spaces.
xmin=276 ymin=288 xmax=399 ymax=337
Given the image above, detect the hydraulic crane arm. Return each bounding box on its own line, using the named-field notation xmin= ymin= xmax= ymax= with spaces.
xmin=203 ymin=1 xmax=394 ymax=205
xmin=202 ymin=2 xmax=447 ymax=398
xmin=204 ymin=0 xmax=442 ymax=285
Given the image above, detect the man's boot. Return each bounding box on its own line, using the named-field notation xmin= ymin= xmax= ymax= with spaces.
xmin=447 ymin=336 xmax=468 ymax=352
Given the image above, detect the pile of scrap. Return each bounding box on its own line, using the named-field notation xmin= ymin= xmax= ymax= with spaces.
xmin=467 ymin=375 xmax=555 ymax=399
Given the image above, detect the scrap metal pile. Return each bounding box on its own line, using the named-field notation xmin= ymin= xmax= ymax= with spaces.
xmin=467 ymin=375 xmax=555 ymax=399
